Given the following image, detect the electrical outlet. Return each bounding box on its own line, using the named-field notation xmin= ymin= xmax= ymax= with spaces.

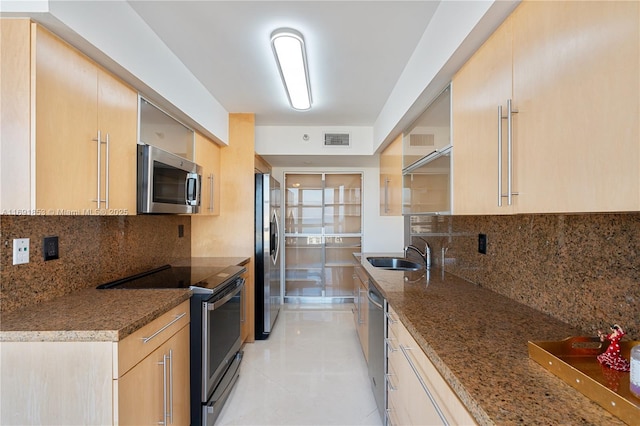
xmin=43 ymin=236 xmax=59 ymax=261
xmin=12 ymin=238 xmax=30 ymax=265
xmin=478 ymin=234 xmax=487 ymax=255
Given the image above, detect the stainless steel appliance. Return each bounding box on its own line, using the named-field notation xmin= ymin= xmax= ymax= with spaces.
xmin=254 ymin=173 xmax=282 ymax=340
xmin=97 ymin=264 xmax=245 ymax=426
xmin=137 ymin=144 xmax=202 ymax=214
xmin=367 ymin=282 xmax=386 ymax=421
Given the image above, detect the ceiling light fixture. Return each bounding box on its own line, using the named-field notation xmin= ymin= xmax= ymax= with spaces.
xmin=271 ymin=28 xmax=312 ymax=110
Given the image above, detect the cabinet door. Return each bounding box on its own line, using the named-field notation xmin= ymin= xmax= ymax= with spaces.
xmin=512 ymin=1 xmax=639 ymax=213
xmin=35 ymin=25 xmax=99 ymax=212
xmin=195 ymin=132 xmax=221 ymax=215
xmin=452 ymin=16 xmax=514 ymax=215
xmin=118 ymin=325 xmax=190 ymax=426
xmin=353 ymin=266 xmax=368 ymax=361
xmin=97 ymin=69 xmax=137 ymax=214
xmin=380 ymin=134 xmax=402 ymax=216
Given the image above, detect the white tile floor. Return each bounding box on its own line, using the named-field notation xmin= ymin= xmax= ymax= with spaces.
xmin=216 ymin=303 xmax=383 ymax=425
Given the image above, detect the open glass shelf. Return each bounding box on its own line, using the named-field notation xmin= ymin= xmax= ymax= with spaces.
xmin=284 ymin=173 xmax=362 ymax=302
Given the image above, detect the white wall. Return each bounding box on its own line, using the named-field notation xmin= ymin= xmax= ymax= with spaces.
xmin=255 ymin=126 xmax=373 ymax=156
xmin=270 ymin=166 xmax=404 ymax=253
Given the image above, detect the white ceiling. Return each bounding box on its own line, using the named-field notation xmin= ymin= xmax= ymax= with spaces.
xmin=127 ymin=0 xmax=440 ymax=128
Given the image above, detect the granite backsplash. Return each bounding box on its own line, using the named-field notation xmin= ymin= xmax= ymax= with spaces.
xmin=1 ymin=215 xmax=191 ymax=313
xmin=408 ymin=213 xmax=640 ymax=340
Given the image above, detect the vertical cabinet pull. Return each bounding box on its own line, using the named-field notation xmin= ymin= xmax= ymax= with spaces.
xmin=385 ymin=310 xmax=398 ymax=325
xmin=385 ymin=373 xmax=397 ymax=391
xmin=92 ymin=131 xmax=110 ymax=209
xmin=497 ymin=106 xmax=503 ymax=207
xmin=159 ymin=354 xmax=168 ymax=425
xmin=93 ymin=130 xmax=102 ymax=209
xmin=506 ymin=99 xmax=516 ymax=206
xmin=168 ymin=349 xmax=174 ymax=425
xmin=105 ymin=133 xmax=110 ymax=209
xmin=158 ymin=349 xmax=174 ymax=425
xmin=384 ymin=177 xmax=390 ymax=213
xmin=208 ymin=174 xmax=215 ymax=212
xmin=385 ymin=337 xmax=398 ymax=353
xmin=498 ymin=100 xmax=518 ymax=207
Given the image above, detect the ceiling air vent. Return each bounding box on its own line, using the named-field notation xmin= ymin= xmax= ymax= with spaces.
xmin=409 ymin=133 xmax=435 ymax=147
xmin=324 ymin=133 xmax=350 ymax=147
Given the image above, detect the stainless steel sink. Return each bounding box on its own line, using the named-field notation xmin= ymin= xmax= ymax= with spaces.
xmin=366 ymin=257 xmax=423 ymax=271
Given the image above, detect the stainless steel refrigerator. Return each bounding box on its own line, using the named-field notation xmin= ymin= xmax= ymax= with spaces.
xmin=254 ymin=173 xmax=282 ymax=340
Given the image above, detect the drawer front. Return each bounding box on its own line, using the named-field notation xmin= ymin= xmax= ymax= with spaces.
xmin=394 ymin=312 xmax=477 ymax=426
xmin=116 ymin=300 xmax=190 ymax=378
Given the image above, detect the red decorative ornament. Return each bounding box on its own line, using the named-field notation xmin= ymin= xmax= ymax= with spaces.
xmin=597 ymin=324 xmax=631 ymax=372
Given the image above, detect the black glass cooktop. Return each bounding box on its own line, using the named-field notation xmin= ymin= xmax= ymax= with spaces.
xmin=96 ymin=264 xmax=245 ymax=290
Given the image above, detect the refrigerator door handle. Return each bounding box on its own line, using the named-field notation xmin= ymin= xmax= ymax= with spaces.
xmin=270 ymin=210 xmax=280 ymax=264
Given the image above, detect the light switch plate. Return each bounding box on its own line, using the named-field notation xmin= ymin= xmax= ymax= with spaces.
xmin=13 ymin=238 xmax=30 ymax=265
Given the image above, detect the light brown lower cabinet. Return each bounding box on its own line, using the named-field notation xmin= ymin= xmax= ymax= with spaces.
xmin=353 ymin=264 xmax=369 ymax=361
xmin=117 ymin=325 xmax=190 ymax=425
xmin=386 ymin=306 xmax=476 ymax=426
xmin=0 ymin=301 xmax=190 ymax=425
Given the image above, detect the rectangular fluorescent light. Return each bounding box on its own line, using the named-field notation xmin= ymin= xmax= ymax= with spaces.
xmin=271 ymin=28 xmax=312 ymax=110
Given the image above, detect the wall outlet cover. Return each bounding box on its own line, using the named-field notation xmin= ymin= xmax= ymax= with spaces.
xmin=478 ymin=233 xmax=487 ymax=254
xmin=43 ymin=236 xmax=59 ymax=261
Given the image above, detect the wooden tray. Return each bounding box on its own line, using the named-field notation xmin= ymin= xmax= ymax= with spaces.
xmin=528 ymin=337 xmax=639 ymax=425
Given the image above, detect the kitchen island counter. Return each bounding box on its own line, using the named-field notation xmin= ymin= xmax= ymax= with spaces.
xmin=0 ymin=256 xmax=250 ymax=343
xmin=358 ymin=253 xmax=625 ymax=425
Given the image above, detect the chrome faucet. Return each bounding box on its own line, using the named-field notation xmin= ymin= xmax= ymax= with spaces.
xmin=404 ymin=242 xmax=431 ymax=269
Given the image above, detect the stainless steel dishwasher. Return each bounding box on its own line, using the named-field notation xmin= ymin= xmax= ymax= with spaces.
xmin=367 ymin=281 xmax=386 ymax=422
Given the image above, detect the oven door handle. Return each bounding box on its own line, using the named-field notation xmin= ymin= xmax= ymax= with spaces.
xmin=206 ymin=278 xmax=244 ymax=311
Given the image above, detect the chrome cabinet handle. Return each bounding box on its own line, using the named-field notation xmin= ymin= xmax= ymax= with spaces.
xmin=208 ymin=173 xmax=214 ymax=211
xmin=142 ymin=312 xmax=187 ymax=344
xmin=356 ymin=285 xmax=364 ymax=324
xmin=105 ymin=133 xmax=110 ymax=209
xmin=92 ymin=131 xmax=110 ymax=209
xmin=168 ymin=349 xmax=174 ymax=424
xmin=159 ymin=353 xmax=168 ymax=425
xmin=507 ymin=99 xmax=517 ymax=206
xmin=399 ymin=344 xmax=449 ymax=426
xmin=385 ymin=337 xmax=398 ymax=353
xmin=384 ymin=177 xmax=390 ymax=213
xmin=499 ymin=100 xmax=518 ymax=207
xmin=385 ymin=373 xmax=397 ymax=391
xmin=93 ymin=130 xmax=102 ymax=209
xmin=385 ymin=310 xmax=398 ymax=325
xmin=497 ymin=106 xmax=503 ymax=207
xmin=385 ymin=408 xmax=394 ymax=426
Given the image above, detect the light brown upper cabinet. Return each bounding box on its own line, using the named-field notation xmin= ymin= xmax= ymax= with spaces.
xmin=195 ymin=132 xmax=221 ymax=216
xmin=1 ymin=21 xmax=137 ymax=215
xmin=36 ymin=25 xmax=137 ymax=214
xmin=452 ymin=1 xmax=639 ymax=214
xmin=379 ymin=134 xmax=402 ymax=216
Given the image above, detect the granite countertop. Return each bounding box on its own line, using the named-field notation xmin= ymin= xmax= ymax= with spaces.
xmin=0 ymin=256 xmax=250 ymax=343
xmin=358 ymin=253 xmax=626 ymax=425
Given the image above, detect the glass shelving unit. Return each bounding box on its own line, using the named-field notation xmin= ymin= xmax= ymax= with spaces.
xmin=284 ymin=173 xmax=362 ymax=302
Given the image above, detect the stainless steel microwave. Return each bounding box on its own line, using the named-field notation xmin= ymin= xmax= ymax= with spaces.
xmin=137 ymin=144 xmax=202 ymax=214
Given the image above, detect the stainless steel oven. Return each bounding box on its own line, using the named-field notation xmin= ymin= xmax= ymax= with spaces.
xmin=191 ymin=273 xmax=245 ymax=426
xmin=96 ymin=264 xmax=245 ymax=426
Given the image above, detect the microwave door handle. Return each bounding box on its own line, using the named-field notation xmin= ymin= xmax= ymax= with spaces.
xmin=185 ymin=173 xmax=200 ymax=206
